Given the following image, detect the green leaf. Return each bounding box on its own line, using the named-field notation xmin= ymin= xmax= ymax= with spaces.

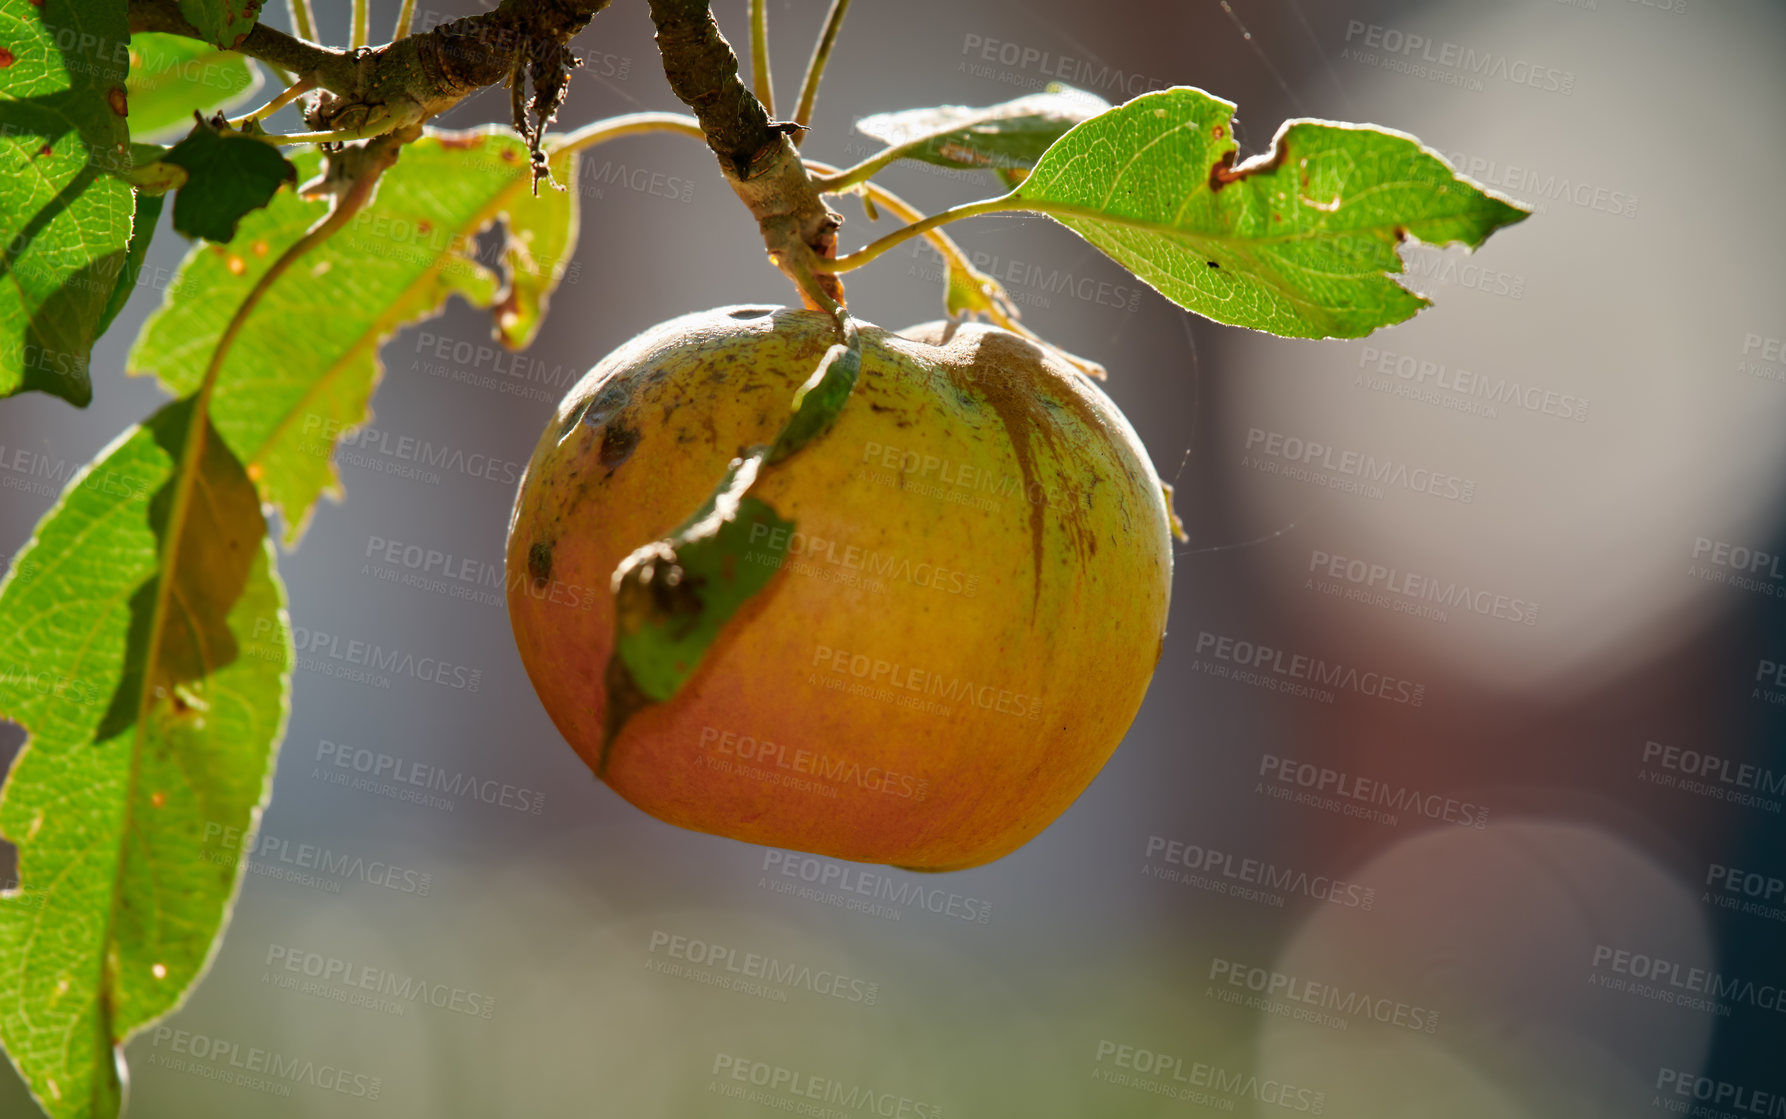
xmin=161 ymin=122 xmax=295 ymax=242
xmin=0 ymin=396 xmax=291 ymax=1119
xmin=768 ymin=324 xmax=861 ymax=463
xmin=128 ymin=127 xmax=582 ymax=543
xmin=611 ymin=453 xmax=794 ymax=708
xmin=125 ymin=33 xmax=261 ymax=141
xmin=0 ymin=0 xmax=136 ymax=406
xmin=1014 ymin=87 xmax=1531 ymax=339
xmin=173 ymin=0 xmax=261 ymax=50
xmin=94 ymin=192 xmax=162 ymax=338
xmin=856 ymin=84 xmax=1109 ymax=180
xmin=603 ymin=317 xmax=862 ymax=746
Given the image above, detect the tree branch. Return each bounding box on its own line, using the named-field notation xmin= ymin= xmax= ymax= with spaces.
xmin=128 ymin=0 xmax=612 ymax=183
xmin=643 ymin=0 xmax=842 ymax=309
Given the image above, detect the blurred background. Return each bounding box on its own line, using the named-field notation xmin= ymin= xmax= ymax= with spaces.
xmin=4 ymin=0 xmax=1785 ymax=1114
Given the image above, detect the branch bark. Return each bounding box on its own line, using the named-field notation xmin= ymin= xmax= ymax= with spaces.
xmin=130 ymin=0 xmax=842 ymax=305
xmin=644 ymin=0 xmax=842 ymax=309
xmin=129 ymin=0 xmax=611 ymax=182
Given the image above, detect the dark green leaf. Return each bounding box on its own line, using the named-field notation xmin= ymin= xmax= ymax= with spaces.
xmin=611 ymin=453 xmax=794 ymax=706
xmin=1015 ymin=87 xmax=1532 ymax=339
xmin=855 ymin=84 xmax=1109 ymax=178
xmin=0 ymin=396 xmax=291 ymax=1119
xmin=161 ymin=122 xmax=295 ymax=242
xmin=125 ymin=32 xmax=261 ymax=140
xmin=173 ymin=0 xmax=261 ymax=50
xmin=95 ymin=192 xmax=162 ymax=338
xmin=0 ymin=0 xmax=136 ymax=406
xmin=129 ymin=129 xmax=581 ymax=543
xmin=603 ymin=315 xmax=861 ymax=742
xmin=768 ymin=322 xmax=861 ymax=462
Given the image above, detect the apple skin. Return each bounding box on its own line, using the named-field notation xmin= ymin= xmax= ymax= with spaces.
xmin=505 ymin=306 xmax=1172 ymax=870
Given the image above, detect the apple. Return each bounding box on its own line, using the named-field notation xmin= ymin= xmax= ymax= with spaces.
xmin=506 ymin=306 xmax=1172 ymax=870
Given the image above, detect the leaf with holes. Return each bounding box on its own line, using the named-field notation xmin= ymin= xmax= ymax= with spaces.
xmin=496 ymin=146 xmax=580 ymax=349
xmin=128 ymin=128 xmax=582 ymax=543
xmin=0 ymin=396 xmax=290 ymax=1119
xmin=1014 ymin=86 xmax=1531 ymax=338
xmin=0 ymin=0 xmax=137 ymax=405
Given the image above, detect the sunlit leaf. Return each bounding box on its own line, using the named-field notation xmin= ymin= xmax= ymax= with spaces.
xmin=1015 ymin=87 xmax=1531 ymax=338
xmin=129 ymin=128 xmax=582 ymax=543
xmin=0 ymin=397 xmax=291 ymax=1119
xmin=0 ymin=0 xmax=136 ymax=405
